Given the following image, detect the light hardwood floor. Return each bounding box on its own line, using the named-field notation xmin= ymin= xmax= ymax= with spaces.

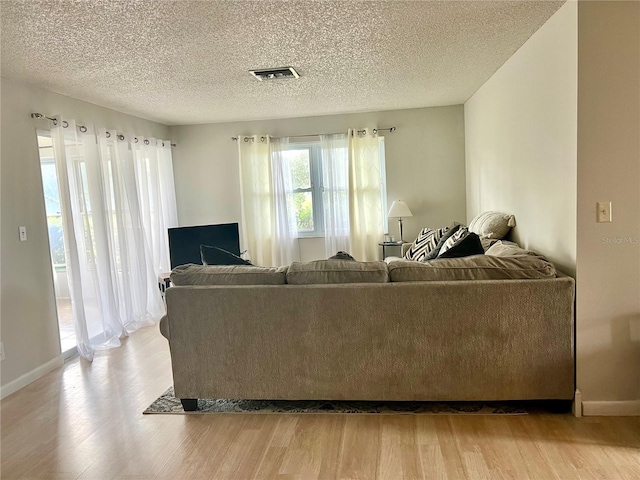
xmin=2 ymin=326 xmax=639 ymax=480
xmin=55 ymin=298 xmax=77 ymax=354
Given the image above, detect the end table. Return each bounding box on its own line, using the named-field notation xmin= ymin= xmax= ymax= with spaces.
xmin=379 ymin=241 xmax=408 ymax=259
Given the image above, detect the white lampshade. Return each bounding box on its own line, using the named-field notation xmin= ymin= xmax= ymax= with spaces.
xmin=388 ymin=200 xmax=413 ymax=218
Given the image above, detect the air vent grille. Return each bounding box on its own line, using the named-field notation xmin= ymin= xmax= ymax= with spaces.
xmin=249 ymin=66 xmax=300 ymax=81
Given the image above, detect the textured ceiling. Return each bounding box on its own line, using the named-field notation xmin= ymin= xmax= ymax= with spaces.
xmin=1 ymin=0 xmax=564 ymax=125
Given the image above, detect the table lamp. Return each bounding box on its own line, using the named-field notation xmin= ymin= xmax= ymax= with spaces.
xmin=387 ymin=200 xmax=413 ymax=242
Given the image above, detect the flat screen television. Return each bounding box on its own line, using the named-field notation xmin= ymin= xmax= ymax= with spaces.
xmin=168 ymin=223 xmax=240 ymax=269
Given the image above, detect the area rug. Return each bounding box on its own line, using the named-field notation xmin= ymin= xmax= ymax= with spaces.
xmin=143 ymin=387 xmax=528 ymax=415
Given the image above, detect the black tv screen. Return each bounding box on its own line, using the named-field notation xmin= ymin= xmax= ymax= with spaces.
xmin=168 ymin=223 xmax=241 ymax=269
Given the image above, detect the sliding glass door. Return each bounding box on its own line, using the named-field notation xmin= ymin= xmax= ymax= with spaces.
xmin=37 ymin=131 xmax=77 ymax=356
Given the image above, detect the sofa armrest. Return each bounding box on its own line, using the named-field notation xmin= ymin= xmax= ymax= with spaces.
xmin=159 ymin=315 xmax=170 ymax=340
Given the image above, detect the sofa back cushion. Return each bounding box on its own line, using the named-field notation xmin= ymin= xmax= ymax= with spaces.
xmin=388 ymin=255 xmax=556 ymax=282
xmin=171 ymin=264 xmax=288 ymax=285
xmin=286 ymin=260 xmax=389 ymax=284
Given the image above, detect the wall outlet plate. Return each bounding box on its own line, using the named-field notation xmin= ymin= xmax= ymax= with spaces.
xmin=597 ymin=201 xmax=612 ymax=223
xmin=0 ymin=342 xmax=5 ymax=361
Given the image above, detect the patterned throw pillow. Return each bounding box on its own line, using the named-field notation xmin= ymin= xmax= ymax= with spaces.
xmin=404 ymin=227 xmax=449 ymax=262
xmin=423 ymin=223 xmax=462 ymax=261
xmin=438 ymin=228 xmax=469 ymax=256
xmin=438 ymin=230 xmax=484 ymax=259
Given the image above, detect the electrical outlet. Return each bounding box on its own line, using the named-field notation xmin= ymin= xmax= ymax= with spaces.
xmin=0 ymin=342 xmax=5 ymax=361
xmin=19 ymin=226 xmax=27 ymax=241
xmin=597 ymin=202 xmax=612 ymax=223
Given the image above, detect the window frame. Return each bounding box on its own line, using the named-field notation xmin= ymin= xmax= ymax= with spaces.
xmin=286 ymin=142 xmax=325 ymax=237
xmin=37 ymin=130 xmax=68 ymax=269
xmin=283 ymin=136 xmax=388 ymax=238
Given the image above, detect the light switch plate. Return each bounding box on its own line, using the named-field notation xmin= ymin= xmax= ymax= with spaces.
xmin=0 ymin=342 xmax=5 ymax=361
xmin=597 ymin=202 xmax=612 ymax=223
xmin=19 ymin=226 xmax=27 ymax=241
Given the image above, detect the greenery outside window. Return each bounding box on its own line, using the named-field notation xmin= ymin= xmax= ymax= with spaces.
xmin=282 ymin=143 xmax=325 ymax=236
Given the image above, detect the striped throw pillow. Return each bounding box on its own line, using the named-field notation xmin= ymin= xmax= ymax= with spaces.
xmin=404 ymin=227 xmax=449 ymax=262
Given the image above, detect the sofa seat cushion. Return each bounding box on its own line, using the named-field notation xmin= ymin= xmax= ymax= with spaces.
xmin=388 ymin=255 xmax=557 ymax=282
xmin=286 ymin=260 xmax=389 ymax=284
xmin=171 ymin=264 xmax=288 ymax=285
xmin=485 ymin=240 xmax=539 ymax=257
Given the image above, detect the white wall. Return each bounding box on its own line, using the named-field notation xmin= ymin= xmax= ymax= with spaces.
xmin=0 ymin=78 xmax=170 ymax=393
xmin=170 ymin=106 xmax=466 ymax=261
xmin=576 ymin=1 xmax=640 ymax=412
xmin=465 ymin=0 xmax=640 ymax=412
xmin=464 ymin=1 xmax=577 ymax=276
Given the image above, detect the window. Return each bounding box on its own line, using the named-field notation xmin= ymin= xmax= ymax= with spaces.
xmin=281 ymin=137 xmax=387 ymax=237
xmin=282 ymin=144 xmax=324 ymax=236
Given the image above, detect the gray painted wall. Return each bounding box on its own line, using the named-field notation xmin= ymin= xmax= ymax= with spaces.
xmin=0 ymin=78 xmax=170 ymax=390
xmin=465 ymin=0 xmax=640 ymax=408
xmin=169 ymin=106 xmax=467 ymax=261
xmin=465 ymin=1 xmax=577 ymax=277
xmin=576 ymin=1 xmax=640 ymax=409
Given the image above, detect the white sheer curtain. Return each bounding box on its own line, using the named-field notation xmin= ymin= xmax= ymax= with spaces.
xmin=132 ymin=136 xmax=177 ymax=274
xmin=51 ymin=118 xmax=177 ymax=360
xmin=238 ymin=135 xmax=298 ymax=266
xmin=320 ymin=133 xmax=350 ymax=256
xmin=348 ymin=128 xmax=385 ymax=261
xmin=270 ymin=137 xmax=299 ymax=265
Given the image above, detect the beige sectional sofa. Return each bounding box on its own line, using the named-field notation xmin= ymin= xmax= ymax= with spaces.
xmin=160 ymin=246 xmax=575 ymax=411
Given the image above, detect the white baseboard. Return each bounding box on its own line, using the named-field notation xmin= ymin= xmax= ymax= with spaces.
xmin=582 ymin=400 xmax=640 ymax=416
xmin=0 ymin=355 xmax=64 ymax=399
xmin=573 ymin=389 xmax=582 ymax=417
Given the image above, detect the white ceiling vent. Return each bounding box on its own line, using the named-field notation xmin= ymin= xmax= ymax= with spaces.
xmin=249 ymin=67 xmax=300 ymax=81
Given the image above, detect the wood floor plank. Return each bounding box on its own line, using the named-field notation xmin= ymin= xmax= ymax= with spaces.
xmin=418 ymin=445 xmax=448 ymax=480
xmin=506 ymin=416 xmax=560 ymax=480
xmin=433 ymin=417 xmax=467 ymax=479
xmin=2 ymin=326 xmax=639 ymax=480
xmin=316 ymin=415 xmax=345 ymax=479
xmin=378 ymin=416 xmax=422 ymax=479
xmin=278 ymin=415 xmax=341 ymax=478
xmin=251 ymin=446 xmax=287 ymax=480
xmin=337 ymin=416 xmax=381 ymax=480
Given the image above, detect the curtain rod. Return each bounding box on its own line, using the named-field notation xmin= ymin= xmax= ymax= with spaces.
xmin=231 ymin=127 xmax=396 ymax=142
xmin=31 ymin=113 xmax=177 ymax=147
